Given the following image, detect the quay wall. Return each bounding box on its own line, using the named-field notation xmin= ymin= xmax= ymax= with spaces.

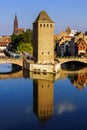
xmin=23 ymin=59 xmax=61 ymax=73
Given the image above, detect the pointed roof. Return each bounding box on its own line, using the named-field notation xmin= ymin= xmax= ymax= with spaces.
xmin=76 ymin=38 xmax=87 ymax=45
xmin=34 ymin=10 xmax=54 ymax=23
xmin=14 ymin=13 xmax=18 ymax=21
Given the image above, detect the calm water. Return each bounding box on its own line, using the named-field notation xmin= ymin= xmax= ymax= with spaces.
xmin=0 ymin=64 xmax=87 ymax=130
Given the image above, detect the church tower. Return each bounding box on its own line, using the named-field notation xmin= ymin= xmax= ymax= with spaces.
xmin=13 ymin=14 xmax=18 ymax=34
xmin=33 ymin=10 xmax=54 ymax=64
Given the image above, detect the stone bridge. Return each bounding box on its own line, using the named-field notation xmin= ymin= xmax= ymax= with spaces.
xmin=57 ymin=57 xmax=87 ymax=64
xmin=0 ymin=58 xmax=23 ymax=66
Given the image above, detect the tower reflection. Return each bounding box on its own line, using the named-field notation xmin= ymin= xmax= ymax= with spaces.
xmin=23 ymin=67 xmax=87 ymax=121
xmin=23 ymin=70 xmax=61 ymax=121
xmin=33 ymin=78 xmax=54 ymax=121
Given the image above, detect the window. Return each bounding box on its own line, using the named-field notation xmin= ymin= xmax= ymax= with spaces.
xmin=43 ymin=70 xmax=46 ymax=75
xmin=43 ymin=110 xmax=45 ymax=114
xmin=43 ymin=24 xmax=45 ymax=27
xmin=40 ymin=111 xmax=42 ymax=114
xmin=80 ymin=46 xmax=82 ymax=49
xmin=40 ymin=24 xmax=42 ymax=27
xmin=50 ymin=24 xmax=52 ymax=27
xmin=48 ymin=85 xmax=50 ymax=87
xmin=47 ymin=24 xmax=49 ymax=27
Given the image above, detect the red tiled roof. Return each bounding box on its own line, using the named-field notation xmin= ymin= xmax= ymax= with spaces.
xmin=65 ymin=36 xmax=72 ymax=38
xmin=0 ymin=42 xmax=7 ymax=46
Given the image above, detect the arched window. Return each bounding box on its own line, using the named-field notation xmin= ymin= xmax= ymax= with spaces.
xmin=50 ymin=24 xmax=52 ymax=27
xmin=40 ymin=24 xmax=42 ymax=27
xmin=43 ymin=24 xmax=45 ymax=27
xmin=47 ymin=24 xmax=49 ymax=27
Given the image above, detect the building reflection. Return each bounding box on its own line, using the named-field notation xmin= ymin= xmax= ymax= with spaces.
xmin=61 ymin=67 xmax=87 ymax=90
xmin=23 ymin=69 xmax=56 ymax=121
xmin=23 ymin=67 xmax=87 ymax=92
xmin=69 ymin=72 xmax=87 ymax=90
xmin=33 ymin=79 xmax=54 ymax=121
xmin=23 ymin=67 xmax=87 ymax=121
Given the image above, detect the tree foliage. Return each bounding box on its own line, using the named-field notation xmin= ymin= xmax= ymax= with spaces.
xmin=11 ymin=29 xmax=33 ymax=54
xmin=17 ymin=42 xmax=33 ymax=54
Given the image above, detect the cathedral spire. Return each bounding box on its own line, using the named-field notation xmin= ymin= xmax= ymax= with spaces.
xmin=13 ymin=13 xmax=24 ymax=35
xmin=15 ymin=13 xmax=18 ymax=22
xmin=13 ymin=13 xmax=18 ymax=34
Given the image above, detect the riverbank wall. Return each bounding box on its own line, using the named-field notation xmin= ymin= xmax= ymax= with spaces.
xmin=23 ymin=58 xmax=61 ymax=74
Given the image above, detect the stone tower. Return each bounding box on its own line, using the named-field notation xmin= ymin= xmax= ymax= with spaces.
xmin=33 ymin=10 xmax=54 ymax=64
xmin=13 ymin=14 xmax=18 ymax=34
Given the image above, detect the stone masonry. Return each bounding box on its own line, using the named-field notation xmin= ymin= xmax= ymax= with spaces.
xmin=33 ymin=10 xmax=54 ymax=64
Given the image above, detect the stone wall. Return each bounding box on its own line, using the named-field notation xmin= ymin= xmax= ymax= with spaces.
xmin=23 ymin=59 xmax=61 ymax=73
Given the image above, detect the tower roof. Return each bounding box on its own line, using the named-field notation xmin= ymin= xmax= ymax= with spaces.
xmin=14 ymin=13 xmax=18 ymax=21
xmin=34 ymin=10 xmax=54 ymax=23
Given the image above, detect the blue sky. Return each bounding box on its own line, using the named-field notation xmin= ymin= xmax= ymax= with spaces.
xmin=0 ymin=0 xmax=87 ymax=35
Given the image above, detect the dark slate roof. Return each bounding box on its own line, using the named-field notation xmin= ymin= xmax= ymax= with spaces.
xmin=34 ymin=10 xmax=54 ymax=23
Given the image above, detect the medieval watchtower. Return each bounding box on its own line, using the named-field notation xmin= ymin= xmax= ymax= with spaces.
xmin=33 ymin=10 xmax=54 ymax=64
xmin=23 ymin=11 xmax=60 ymax=73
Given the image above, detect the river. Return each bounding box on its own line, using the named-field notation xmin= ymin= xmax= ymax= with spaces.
xmin=0 ymin=63 xmax=87 ymax=130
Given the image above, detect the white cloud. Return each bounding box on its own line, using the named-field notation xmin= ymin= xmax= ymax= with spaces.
xmin=57 ymin=101 xmax=75 ymax=114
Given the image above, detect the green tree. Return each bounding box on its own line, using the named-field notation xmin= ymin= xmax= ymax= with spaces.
xmin=17 ymin=42 xmax=33 ymax=54
xmin=11 ymin=29 xmax=33 ymax=54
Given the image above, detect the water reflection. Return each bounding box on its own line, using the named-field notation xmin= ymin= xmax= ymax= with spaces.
xmin=33 ymin=79 xmax=54 ymax=121
xmin=23 ymin=67 xmax=87 ymax=92
xmin=61 ymin=61 xmax=87 ymax=71
xmin=57 ymin=101 xmax=75 ymax=114
xmin=60 ymin=67 xmax=87 ymax=90
xmin=0 ymin=67 xmax=87 ymax=129
xmin=23 ymin=67 xmax=87 ymax=122
xmin=0 ymin=63 xmax=22 ymax=74
xmin=0 ymin=63 xmax=12 ymax=73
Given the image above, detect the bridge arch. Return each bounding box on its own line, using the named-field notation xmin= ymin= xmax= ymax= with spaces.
xmin=61 ymin=60 xmax=87 ymax=65
xmin=0 ymin=58 xmax=23 ymax=66
xmin=58 ymin=57 xmax=87 ymax=65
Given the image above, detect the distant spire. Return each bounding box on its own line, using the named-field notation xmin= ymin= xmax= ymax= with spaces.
xmin=14 ymin=13 xmax=18 ymax=21
xmin=13 ymin=13 xmax=18 ymax=34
